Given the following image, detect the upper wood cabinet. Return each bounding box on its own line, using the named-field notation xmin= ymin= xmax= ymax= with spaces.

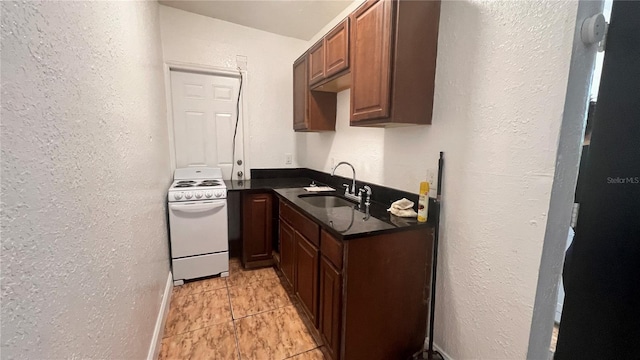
xmin=308 ymin=19 xmax=350 ymax=88
xmin=293 ymin=54 xmax=337 ymax=132
xmin=293 ymin=0 xmax=440 ymax=130
xmin=293 ymin=55 xmax=308 ymax=131
xmin=308 ymin=40 xmax=325 ymax=85
xmin=324 ymin=19 xmax=350 ymax=78
xmin=350 ymin=0 xmax=441 ymax=126
xmin=350 ymin=0 xmax=392 ymax=122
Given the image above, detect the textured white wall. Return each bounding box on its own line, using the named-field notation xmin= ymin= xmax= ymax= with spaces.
xmin=159 ymin=5 xmax=308 ymax=171
xmin=297 ymin=1 xmax=579 ymax=358
xmin=528 ymin=0 xmax=603 ymax=357
xmin=1 ymin=1 xmax=171 ymax=358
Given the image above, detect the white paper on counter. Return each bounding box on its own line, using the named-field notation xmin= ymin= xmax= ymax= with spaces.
xmin=303 ymin=186 xmax=335 ymax=192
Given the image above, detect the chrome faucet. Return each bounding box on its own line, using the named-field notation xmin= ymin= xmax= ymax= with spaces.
xmin=331 ymin=161 xmax=360 ymax=203
xmin=331 ymin=162 xmax=373 ymax=209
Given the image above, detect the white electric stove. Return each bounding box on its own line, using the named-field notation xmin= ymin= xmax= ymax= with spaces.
xmin=168 ymin=167 xmax=228 ymax=285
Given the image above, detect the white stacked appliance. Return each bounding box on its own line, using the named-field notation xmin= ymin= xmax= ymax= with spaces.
xmin=168 ymin=167 xmax=229 ymax=285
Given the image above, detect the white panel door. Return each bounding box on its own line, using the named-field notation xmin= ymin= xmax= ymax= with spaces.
xmin=170 ymin=70 xmax=244 ymax=180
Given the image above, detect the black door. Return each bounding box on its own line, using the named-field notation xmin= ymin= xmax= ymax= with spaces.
xmin=555 ymin=1 xmax=640 ymax=358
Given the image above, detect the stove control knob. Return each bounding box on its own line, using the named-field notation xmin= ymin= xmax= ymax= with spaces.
xmin=214 ymin=191 xmax=222 ymax=198
xmin=185 ymin=192 xmax=193 ymax=199
xmin=205 ymin=191 xmax=213 ymax=198
xmin=174 ymin=193 xmax=183 ymax=200
xmin=195 ymin=192 xmax=203 ymax=199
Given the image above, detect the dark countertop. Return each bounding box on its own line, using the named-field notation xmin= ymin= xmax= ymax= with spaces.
xmin=274 ymin=187 xmax=432 ymax=240
xmin=225 ymin=176 xmax=432 ymax=240
xmin=224 ymin=178 xmax=315 ymax=192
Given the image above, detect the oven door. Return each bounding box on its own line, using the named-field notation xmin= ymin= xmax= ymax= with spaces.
xmin=169 ymin=199 xmax=228 ymax=258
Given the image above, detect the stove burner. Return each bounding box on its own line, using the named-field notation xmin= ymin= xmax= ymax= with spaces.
xmin=198 ymin=180 xmax=221 ymax=187
xmin=177 ymin=180 xmax=196 ymax=184
xmin=174 ymin=183 xmax=194 ymax=188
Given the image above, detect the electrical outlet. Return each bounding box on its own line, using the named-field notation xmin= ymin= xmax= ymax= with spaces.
xmin=426 ymin=168 xmax=436 ymax=187
xmin=285 ymin=153 xmax=292 ymax=165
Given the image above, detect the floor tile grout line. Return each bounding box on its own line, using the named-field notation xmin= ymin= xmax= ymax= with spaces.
xmin=226 ymin=274 xmax=280 ymax=288
xmin=227 ymin=286 xmax=243 ymax=360
xmin=231 ymin=302 xmax=295 ymax=321
xmin=172 ymin=278 xmax=228 ymax=298
xmin=282 ymin=346 xmax=322 ymax=359
xmin=163 ymin=263 xmax=286 ymax=359
xmin=162 ymin=287 xmax=233 ymax=339
xmin=232 ymin=303 xmax=318 ymax=359
xmin=229 ymin=284 xmax=279 ymax=296
xmin=171 ymin=286 xmax=228 ymax=299
xmin=167 ymin=262 xmax=283 ymax=358
xmin=162 ymin=287 xmax=238 ymax=357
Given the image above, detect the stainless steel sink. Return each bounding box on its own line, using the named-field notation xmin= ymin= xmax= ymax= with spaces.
xmin=298 ymin=194 xmax=357 ymax=208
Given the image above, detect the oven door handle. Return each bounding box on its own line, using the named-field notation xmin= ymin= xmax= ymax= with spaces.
xmin=169 ymin=201 xmax=225 ymax=213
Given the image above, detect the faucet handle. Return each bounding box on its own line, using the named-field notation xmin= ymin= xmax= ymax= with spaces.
xmin=342 ymin=184 xmax=350 ymax=194
xmin=362 ymin=185 xmax=372 ymax=206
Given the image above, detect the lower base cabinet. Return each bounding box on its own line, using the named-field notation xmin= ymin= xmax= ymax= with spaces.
xmin=278 ymin=198 xmax=433 ymax=360
xmin=279 ymin=220 xmax=296 ymax=287
xmin=242 ymin=192 xmax=274 ymax=268
xmin=319 ymin=255 xmax=342 ymax=360
xmin=279 ymin=216 xmax=321 ymax=328
xmin=295 ymin=232 xmax=319 ymax=326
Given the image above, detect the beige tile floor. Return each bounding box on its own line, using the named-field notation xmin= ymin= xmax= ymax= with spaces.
xmin=159 ymin=258 xmax=326 ymax=360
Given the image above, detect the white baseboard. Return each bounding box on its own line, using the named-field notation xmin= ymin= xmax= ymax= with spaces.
xmin=147 ymin=272 xmax=173 ymax=360
xmin=424 ymin=337 xmax=454 ymax=360
xmin=434 ymin=343 xmax=454 ymax=360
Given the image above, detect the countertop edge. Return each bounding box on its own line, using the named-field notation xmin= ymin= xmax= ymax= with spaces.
xmin=274 ymin=190 xmax=434 ymax=241
xmin=226 ymin=177 xmax=435 ymax=240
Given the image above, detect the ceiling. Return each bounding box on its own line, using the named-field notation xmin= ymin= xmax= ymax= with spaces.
xmin=159 ymin=0 xmax=354 ymax=40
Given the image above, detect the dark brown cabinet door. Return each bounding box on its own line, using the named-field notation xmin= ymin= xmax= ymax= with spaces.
xmin=325 ymin=18 xmax=350 ymax=78
xmin=279 ymin=220 xmax=295 ymax=288
xmin=320 ymin=256 xmax=342 ymax=360
xmin=293 ymin=53 xmax=337 ymax=132
xmin=350 ymin=0 xmax=392 ymax=122
xmin=295 ymin=232 xmax=319 ymax=326
xmin=242 ymin=193 xmax=273 ymax=267
xmin=308 ymin=40 xmax=325 ymax=85
xmin=293 ymin=55 xmax=308 ymax=130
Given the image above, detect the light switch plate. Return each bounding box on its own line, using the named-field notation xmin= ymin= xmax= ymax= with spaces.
xmin=426 ymin=168 xmax=436 ymax=187
xmin=426 ymin=168 xmax=437 ymax=197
